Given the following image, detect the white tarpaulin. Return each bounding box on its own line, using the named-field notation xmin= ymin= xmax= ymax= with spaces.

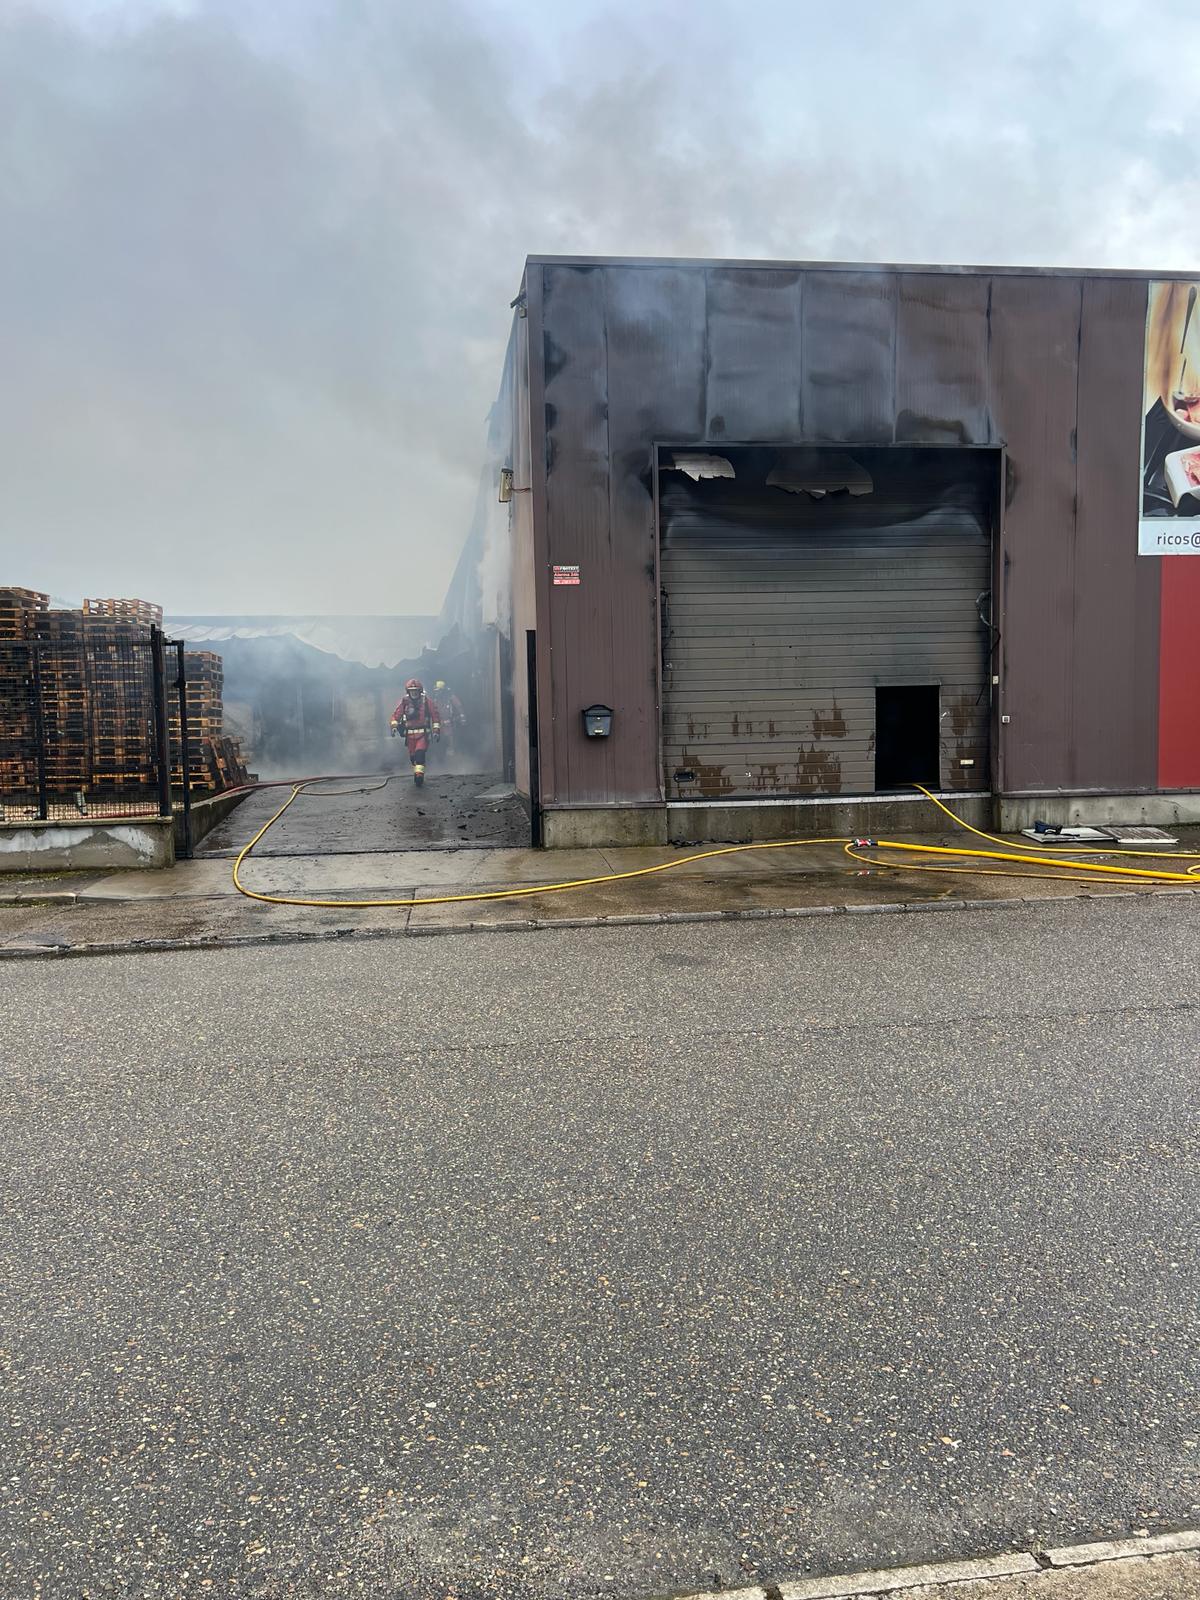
xmin=165 ymin=615 xmax=436 ymax=671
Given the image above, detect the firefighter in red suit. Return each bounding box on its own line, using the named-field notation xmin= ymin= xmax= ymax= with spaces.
xmin=390 ymin=678 xmax=440 ymax=786
xmin=434 ymin=680 xmax=465 ymax=753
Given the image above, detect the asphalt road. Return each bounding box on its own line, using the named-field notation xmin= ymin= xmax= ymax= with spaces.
xmin=2 ymin=895 xmax=1199 ymax=1599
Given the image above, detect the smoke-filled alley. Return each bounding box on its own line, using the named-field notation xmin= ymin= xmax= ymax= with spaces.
xmin=199 ymin=771 xmax=530 ymax=858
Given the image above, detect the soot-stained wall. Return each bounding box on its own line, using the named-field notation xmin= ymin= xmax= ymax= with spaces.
xmin=517 ymin=257 xmax=1176 ymax=810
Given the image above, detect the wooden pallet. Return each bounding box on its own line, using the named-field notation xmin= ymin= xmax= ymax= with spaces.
xmin=0 ymin=589 xmax=49 ymax=641
xmin=1 ymin=599 xmax=250 ymax=800
xmin=82 ymin=597 xmax=164 ymax=626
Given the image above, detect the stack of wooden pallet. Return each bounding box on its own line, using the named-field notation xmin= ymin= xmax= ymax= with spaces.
xmin=82 ymin=597 xmax=164 ymax=626
xmin=0 ymin=587 xmax=49 ymax=640
xmin=82 ymin=612 xmax=157 ymax=794
xmin=0 ymin=589 xmax=48 ymax=799
xmin=170 ymin=650 xmax=226 ymax=792
xmin=32 ymin=606 xmax=95 ymax=793
xmin=2 ymin=593 xmax=250 ymax=805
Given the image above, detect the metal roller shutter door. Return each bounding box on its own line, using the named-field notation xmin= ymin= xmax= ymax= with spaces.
xmin=660 ymin=471 xmax=991 ymax=800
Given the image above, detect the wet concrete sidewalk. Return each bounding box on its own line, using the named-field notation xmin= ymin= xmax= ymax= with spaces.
xmin=1 ymin=826 xmax=1197 ymax=956
xmin=4 ymin=770 xmax=1198 ymax=954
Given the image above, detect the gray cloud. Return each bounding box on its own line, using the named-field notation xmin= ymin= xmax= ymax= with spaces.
xmin=2 ymin=0 xmax=1197 ymax=613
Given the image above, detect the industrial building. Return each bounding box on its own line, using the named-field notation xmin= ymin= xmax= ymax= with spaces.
xmin=498 ymin=256 xmax=1200 ymax=846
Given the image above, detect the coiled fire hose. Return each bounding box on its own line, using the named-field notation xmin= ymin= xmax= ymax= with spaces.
xmin=228 ymin=777 xmax=1200 ymax=911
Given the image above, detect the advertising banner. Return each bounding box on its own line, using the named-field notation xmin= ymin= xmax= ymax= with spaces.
xmin=1140 ymin=280 xmax=1200 ymax=554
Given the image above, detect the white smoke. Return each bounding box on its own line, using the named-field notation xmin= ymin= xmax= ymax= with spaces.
xmin=4 ymin=0 xmax=1199 ymax=614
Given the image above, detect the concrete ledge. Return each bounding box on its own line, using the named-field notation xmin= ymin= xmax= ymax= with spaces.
xmin=540 ymin=790 xmax=1200 ymax=846
xmin=0 ymin=815 xmax=174 ymax=873
xmin=176 ymin=787 xmax=248 ymax=853
xmin=997 ymin=791 xmax=1200 ymax=829
xmin=667 ymin=793 xmax=993 ymax=844
xmin=540 ymin=795 xmax=994 ymax=848
xmin=537 ymin=790 xmax=1200 ymax=846
xmin=541 ymin=806 xmax=669 ymax=848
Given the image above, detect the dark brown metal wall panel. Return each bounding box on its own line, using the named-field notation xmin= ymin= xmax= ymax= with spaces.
xmin=602 ymin=265 xmax=707 ymax=803
xmin=1072 ymin=277 xmax=1159 ymax=790
xmin=704 ymin=268 xmax=803 ymax=442
xmin=989 ymin=276 xmax=1081 ymax=791
xmin=527 ymin=258 xmax=1163 ymax=810
xmin=509 ymin=303 xmax=537 ymax=797
xmin=524 ymin=266 xmax=558 ymax=806
xmin=801 ymin=271 xmax=896 ymax=442
xmin=603 ymin=265 xmax=707 ymax=446
xmin=542 ymin=265 xmax=612 ymax=805
xmin=895 ymin=274 xmax=991 ymax=445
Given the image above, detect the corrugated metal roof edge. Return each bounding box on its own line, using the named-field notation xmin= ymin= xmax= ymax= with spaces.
xmin=524 ymin=254 xmax=1198 ymax=280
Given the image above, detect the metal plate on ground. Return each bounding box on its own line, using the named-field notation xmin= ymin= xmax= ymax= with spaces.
xmin=1020 ymin=824 xmax=1180 ymax=848
xmin=1020 ymin=826 xmax=1114 ymax=847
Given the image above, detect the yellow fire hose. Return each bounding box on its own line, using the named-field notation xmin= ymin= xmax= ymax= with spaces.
xmin=840 ymin=783 xmax=1200 ymax=884
xmin=230 ymin=777 xmax=1200 ymax=911
xmin=910 ymin=784 xmax=1200 ymax=865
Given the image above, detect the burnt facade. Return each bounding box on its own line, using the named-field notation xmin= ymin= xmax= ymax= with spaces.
xmin=500 ymin=256 xmax=1200 ymax=846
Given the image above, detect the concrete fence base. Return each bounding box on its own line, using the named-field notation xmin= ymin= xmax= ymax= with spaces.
xmin=0 ymin=789 xmax=248 ymax=873
xmin=0 ymin=816 xmax=175 ymax=873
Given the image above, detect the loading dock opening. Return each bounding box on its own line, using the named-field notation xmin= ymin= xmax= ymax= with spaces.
xmin=875 ymin=685 xmax=940 ymax=792
xmin=657 ymin=444 xmax=997 ymax=803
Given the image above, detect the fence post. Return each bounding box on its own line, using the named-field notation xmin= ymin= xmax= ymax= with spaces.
xmin=174 ymin=640 xmax=193 ymax=859
xmin=29 ymin=639 xmax=49 ymax=822
xmin=150 ymin=625 xmax=172 ymax=820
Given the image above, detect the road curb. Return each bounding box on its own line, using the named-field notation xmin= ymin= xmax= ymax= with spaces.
xmin=0 ymin=891 xmax=81 ymax=906
xmin=1044 ymin=1529 xmax=1200 ymax=1566
xmin=0 ymin=883 xmax=1191 ymax=959
xmin=0 ymin=926 xmax=413 ymax=959
xmin=669 ymin=1530 xmax=1200 ymax=1600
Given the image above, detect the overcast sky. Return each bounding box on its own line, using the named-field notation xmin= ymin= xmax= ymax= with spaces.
xmin=2 ymin=0 xmax=1198 ymax=616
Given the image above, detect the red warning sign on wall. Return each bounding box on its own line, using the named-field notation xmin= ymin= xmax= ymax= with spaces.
xmin=552 ymin=565 xmax=581 ymax=586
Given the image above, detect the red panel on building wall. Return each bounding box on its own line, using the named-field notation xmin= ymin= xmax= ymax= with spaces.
xmin=1159 ymin=557 xmax=1200 ymax=787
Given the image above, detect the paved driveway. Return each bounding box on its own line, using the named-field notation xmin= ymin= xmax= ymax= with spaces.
xmin=197 ymin=771 xmax=530 ymax=856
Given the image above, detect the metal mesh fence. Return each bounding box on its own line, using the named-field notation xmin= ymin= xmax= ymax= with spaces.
xmin=0 ymin=625 xmax=167 ymax=822
xmin=2 ymin=585 xmax=252 ymax=828
xmin=169 ymin=648 xmax=248 ymax=794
